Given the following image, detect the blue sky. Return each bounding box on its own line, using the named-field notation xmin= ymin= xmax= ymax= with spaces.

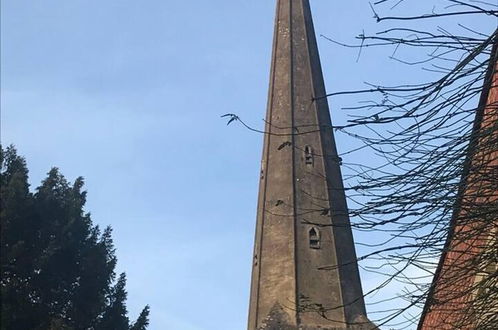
xmin=2 ymin=1 xmax=495 ymax=329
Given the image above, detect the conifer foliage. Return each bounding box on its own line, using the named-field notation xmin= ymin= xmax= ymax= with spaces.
xmin=0 ymin=146 xmax=149 ymax=330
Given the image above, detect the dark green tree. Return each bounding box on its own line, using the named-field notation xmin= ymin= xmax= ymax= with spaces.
xmin=130 ymin=306 xmax=150 ymax=330
xmin=0 ymin=146 xmax=149 ymax=330
xmin=97 ymin=273 xmax=131 ymax=330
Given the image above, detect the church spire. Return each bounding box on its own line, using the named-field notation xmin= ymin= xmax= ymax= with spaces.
xmin=248 ymin=1 xmax=373 ymax=329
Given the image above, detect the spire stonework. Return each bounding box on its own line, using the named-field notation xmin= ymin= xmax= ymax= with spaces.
xmin=247 ymin=1 xmax=376 ymax=329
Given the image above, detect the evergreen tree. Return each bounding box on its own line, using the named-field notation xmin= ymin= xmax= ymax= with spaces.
xmin=0 ymin=146 xmax=149 ymax=330
xmin=97 ymin=273 xmax=130 ymax=330
xmin=130 ymin=306 xmax=150 ymax=330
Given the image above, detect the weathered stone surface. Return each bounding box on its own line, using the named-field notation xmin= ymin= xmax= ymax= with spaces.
xmin=257 ymin=310 xmax=377 ymax=330
xmin=248 ymin=1 xmax=376 ymax=329
xmin=257 ymin=307 xmax=377 ymax=330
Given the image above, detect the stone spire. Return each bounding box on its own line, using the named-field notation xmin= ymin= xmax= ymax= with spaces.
xmin=247 ymin=1 xmax=374 ymax=329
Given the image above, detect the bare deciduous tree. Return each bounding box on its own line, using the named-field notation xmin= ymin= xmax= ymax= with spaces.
xmin=225 ymin=1 xmax=497 ymax=328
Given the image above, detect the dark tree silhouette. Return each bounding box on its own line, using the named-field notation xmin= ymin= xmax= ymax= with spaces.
xmin=0 ymin=145 xmax=150 ymax=330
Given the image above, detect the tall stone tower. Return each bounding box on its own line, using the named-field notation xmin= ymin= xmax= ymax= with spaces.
xmin=248 ymin=1 xmax=374 ymax=329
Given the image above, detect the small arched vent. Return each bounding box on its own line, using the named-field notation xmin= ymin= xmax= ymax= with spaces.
xmin=304 ymin=145 xmax=314 ymax=166
xmin=309 ymin=227 xmax=320 ymax=249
